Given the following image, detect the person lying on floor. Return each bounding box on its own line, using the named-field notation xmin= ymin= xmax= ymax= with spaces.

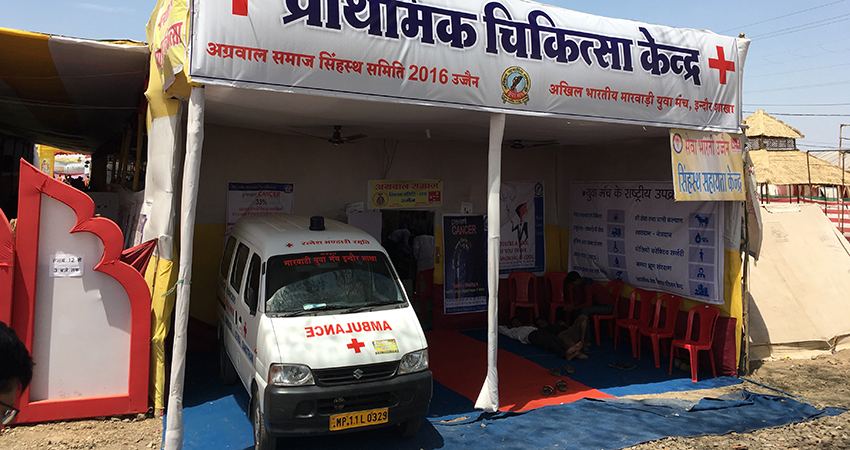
xmin=498 ymin=317 xmax=588 ymax=361
xmin=537 ymin=315 xmax=589 ymax=360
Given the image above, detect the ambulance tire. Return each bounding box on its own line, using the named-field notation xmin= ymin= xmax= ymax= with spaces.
xmin=219 ymin=338 xmax=238 ymax=385
xmin=252 ymin=388 xmax=277 ymax=450
xmin=397 ymin=416 xmax=422 ymax=437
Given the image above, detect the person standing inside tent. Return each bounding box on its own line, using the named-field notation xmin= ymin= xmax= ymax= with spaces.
xmin=411 ymin=233 xmax=435 ymax=275
xmin=411 ymin=232 xmax=435 ymax=294
xmin=0 ymin=321 xmax=34 ymax=428
xmin=386 ymin=229 xmax=415 ymax=295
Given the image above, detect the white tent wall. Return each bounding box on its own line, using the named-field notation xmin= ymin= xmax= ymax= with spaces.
xmin=188 ymin=123 xmax=562 ymax=324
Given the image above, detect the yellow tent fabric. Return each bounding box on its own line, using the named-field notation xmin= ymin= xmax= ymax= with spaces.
xmin=144 ymin=0 xmax=194 ymax=411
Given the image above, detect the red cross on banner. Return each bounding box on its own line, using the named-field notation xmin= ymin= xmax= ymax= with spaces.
xmin=347 ymin=338 xmax=366 ymax=353
xmin=233 ymin=0 xmax=247 ymax=16
xmin=708 ymin=46 xmax=735 ymax=85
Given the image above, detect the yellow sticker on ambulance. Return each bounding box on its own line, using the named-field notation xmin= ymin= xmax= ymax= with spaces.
xmin=372 ymin=339 xmax=399 ymax=354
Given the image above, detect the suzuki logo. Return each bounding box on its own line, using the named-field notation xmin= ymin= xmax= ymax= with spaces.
xmin=353 ymin=369 xmax=364 ymax=379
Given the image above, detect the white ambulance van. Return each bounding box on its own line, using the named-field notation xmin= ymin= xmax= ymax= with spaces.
xmin=217 ymin=214 xmax=432 ymax=449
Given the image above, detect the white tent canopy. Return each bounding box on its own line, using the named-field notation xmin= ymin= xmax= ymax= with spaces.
xmin=748 ymin=204 xmax=850 ymax=360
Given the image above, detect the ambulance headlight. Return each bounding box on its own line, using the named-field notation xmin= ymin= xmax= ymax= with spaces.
xmin=269 ymin=363 xmax=315 ymax=386
xmin=398 ymin=349 xmax=429 ymax=374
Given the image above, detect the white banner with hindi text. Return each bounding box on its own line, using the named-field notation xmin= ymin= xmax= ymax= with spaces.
xmin=569 ymin=181 xmax=724 ymax=304
xmin=190 ymin=0 xmax=748 ymax=132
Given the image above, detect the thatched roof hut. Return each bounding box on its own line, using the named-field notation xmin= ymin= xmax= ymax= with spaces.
xmin=744 ymin=110 xmax=849 ymax=185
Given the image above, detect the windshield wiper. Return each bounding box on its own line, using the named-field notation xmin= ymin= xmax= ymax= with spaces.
xmin=281 ymin=304 xmax=345 ymax=317
xmin=342 ymin=301 xmax=403 ymax=314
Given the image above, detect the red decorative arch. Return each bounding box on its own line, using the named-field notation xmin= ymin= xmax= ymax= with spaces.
xmin=0 ymin=207 xmax=13 ymax=324
xmin=11 ymin=159 xmax=151 ymax=423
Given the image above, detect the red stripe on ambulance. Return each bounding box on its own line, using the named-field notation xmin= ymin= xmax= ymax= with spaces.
xmin=305 ymin=321 xmax=392 ymax=338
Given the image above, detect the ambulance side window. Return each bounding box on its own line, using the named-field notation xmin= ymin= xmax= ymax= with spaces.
xmin=244 ymin=253 xmax=261 ymax=315
xmin=220 ymin=236 xmax=237 ymax=279
xmin=230 ymin=243 xmax=250 ymax=292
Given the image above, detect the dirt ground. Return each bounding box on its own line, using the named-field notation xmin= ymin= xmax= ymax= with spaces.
xmin=1 ymin=349 xmax=848 ymax=449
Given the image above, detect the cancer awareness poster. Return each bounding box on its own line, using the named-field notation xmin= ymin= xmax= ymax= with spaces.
xmin=442 ymin=214 xmax=488 ymax=314
xmin=227 ymin=182 xmax=294 ymax=233
xmin=569 ymin=181 xmax=724 ymax=304
xmin=500 ymin=181 xmax=545 ymax=277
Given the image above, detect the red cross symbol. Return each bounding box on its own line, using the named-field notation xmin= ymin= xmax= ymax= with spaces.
xmin=347 ymin=338 xmax=366 ymax=354
xmin=233 ymin=0 xmax=248 ymax=16
xmin=708 ymin=46 xmax=735 ymax=85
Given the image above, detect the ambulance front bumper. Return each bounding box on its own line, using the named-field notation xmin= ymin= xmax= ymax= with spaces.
xmin=263 ymin=369 xmax=432 ymax=436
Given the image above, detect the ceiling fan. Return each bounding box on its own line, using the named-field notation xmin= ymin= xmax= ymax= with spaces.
xmin=327 ymin=125 xmax=367 ymax=145
xmin=505 ymin=139 xmax=558 ymax=149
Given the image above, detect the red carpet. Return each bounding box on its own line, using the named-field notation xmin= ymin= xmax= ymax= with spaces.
xmin=427 ymin=330 xmax=614 ymax=412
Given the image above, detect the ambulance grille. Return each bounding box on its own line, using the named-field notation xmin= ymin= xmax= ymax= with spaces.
xmin=316 ymin=392 xmax=397 ymax=414
xmin=313 ymin=361 xmax=398 ymax=386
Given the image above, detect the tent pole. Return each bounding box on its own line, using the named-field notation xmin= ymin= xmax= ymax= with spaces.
xmin=133 ymin=112 xmax=144 ymax=191
xmin=475 ymin=112 xmax=505 ymax=413
xmin=164 ymin=86 xmax=205 ymax=450
xmin=741 ymin=199 xmax=750 ymax=375
xmin=740 ymin=133 xmax=751 ymax=375
xmin=840 ymin=124 xmax=847 ymax=237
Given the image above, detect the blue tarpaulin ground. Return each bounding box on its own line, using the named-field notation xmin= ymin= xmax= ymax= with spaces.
xmin=171 ymin=331 xmax=844 ymax=449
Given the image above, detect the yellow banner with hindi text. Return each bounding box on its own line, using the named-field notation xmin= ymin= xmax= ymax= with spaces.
xmin=671 ymin=129 xmax=744 ymax=201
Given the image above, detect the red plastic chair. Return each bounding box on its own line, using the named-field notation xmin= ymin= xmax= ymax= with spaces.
xmin=592 ymin=279 xmax=624 ymax=345
xmin=669 ymin=304 xmax=720 ymax=382
xmin=638 ymin=294 xmax=682 ymax=368
xmin=509 ymin=271 xmax=538 ymax=320
xmin=544 ymin=272 xmax=569 ymax=325
xmin=614 ymin=288 xmax=656 ymax=357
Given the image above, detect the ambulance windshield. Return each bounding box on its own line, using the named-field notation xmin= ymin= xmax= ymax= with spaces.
xmin=265 ymin=251 xmax=407 ymax=314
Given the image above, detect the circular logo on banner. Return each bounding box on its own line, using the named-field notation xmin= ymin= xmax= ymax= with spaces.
xmin=373 ymin=192 xmax=387 ymax=207
xmin=672 ymin=133 xmax=684 ymax=154
xmin=501 ymin=67 xmax=530 ymax=104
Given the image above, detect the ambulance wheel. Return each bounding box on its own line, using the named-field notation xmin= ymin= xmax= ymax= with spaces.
xmin=252 ymin=389 xmax=277 ymax=450
xmin=219 ymin=338 xmax=237 ymax=385
xmin=397 ymin=416 xmax=421 ymax=437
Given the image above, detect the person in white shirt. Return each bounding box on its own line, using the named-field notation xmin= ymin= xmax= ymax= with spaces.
xmin=411 ymin=234 xmax=435 ymax=274
xmin=499 ymin=317 xmax=585 ymax=360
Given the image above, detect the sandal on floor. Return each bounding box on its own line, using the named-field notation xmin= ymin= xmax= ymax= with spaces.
xmin=556 ymin=379 xmax=567 ymax=392
xmin=542 ymin=385 xmax=555 ymax=397
xmin=548 ymin=367 xmax=561 ymax=376
xmin=608 ymin=362 xmax=637 ymax=371
xmin=563 ymin=365 xmax=575 ymax=374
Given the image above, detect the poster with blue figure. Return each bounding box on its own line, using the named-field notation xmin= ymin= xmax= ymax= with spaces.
xmin=443 ymin=214 xmax=488 ymax=314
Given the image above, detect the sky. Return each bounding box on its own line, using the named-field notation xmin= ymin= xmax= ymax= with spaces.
xmin=2 ymin=0 xmax=848 ymax=153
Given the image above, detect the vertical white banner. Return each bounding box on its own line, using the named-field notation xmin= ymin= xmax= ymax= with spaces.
xmin=569 ymin=181 xmax=724 ymax=304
